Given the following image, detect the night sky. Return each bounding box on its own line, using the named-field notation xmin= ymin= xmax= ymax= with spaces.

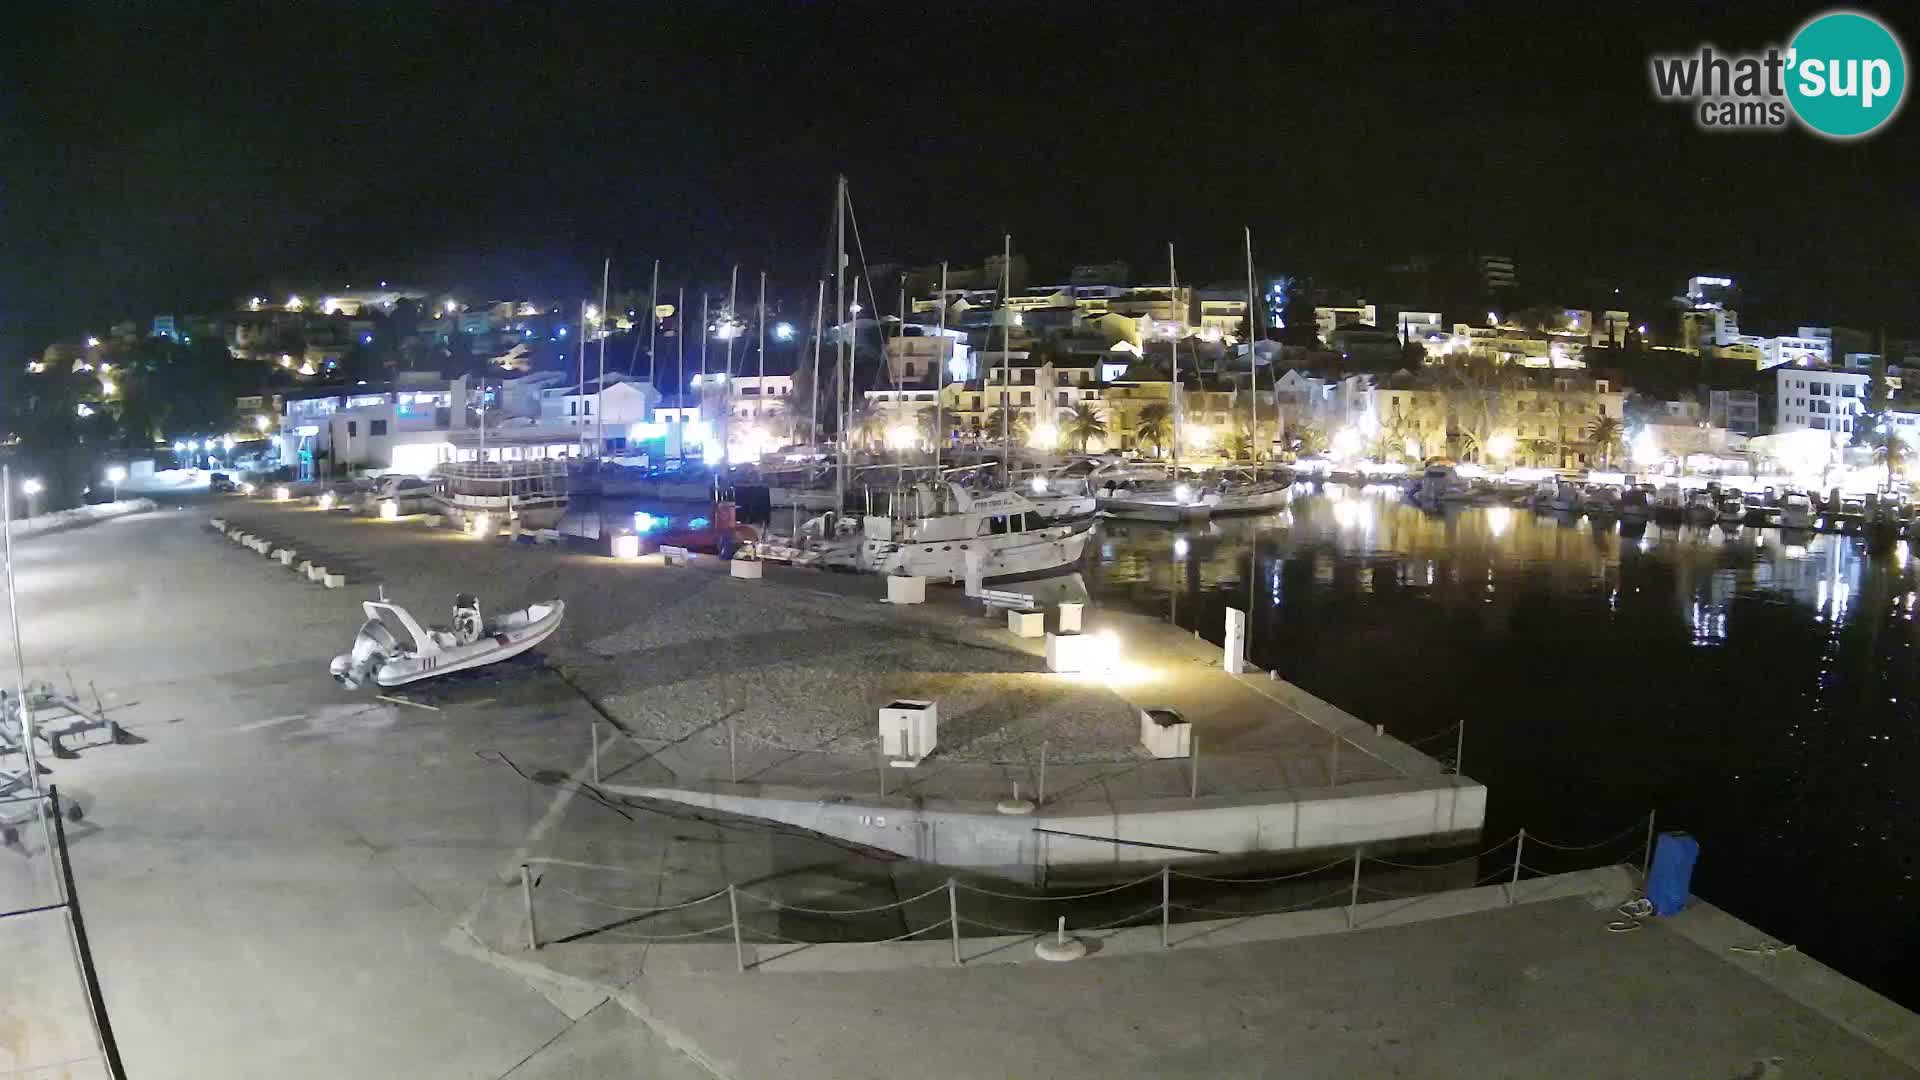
xmin=5 ymin=1 xmax=1917 ymax=357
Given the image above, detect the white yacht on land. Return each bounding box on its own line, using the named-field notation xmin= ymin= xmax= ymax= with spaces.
xmin=431 ymin=459 xmax=570 ymax=529
xmin=856 ymin=484 xmax=1093 ymax=581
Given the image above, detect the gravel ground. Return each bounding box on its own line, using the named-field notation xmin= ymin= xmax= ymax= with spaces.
xmin=220 ymin=502 xmax=1146 ymax=763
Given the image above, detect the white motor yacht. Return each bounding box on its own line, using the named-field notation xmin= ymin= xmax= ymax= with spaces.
xmin=1777 ymin=491 xmax=1815 ymax=529
xmin=1685 ymin=489 xmax=1719 ymax=522
xmin=858 ymin=484 xmax=1093 ymax=581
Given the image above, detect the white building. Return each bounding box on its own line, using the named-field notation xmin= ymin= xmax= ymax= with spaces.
xmin=1774 ymin=367 xmax=1866 ymax=444
xmin=1314 ymin=303 xmax=1376 ymax=345
xmin=1395 ymin=310 xmax=1443 ymax=344
xmin=1760 ymin=334 xmax=1832 ymax=370
xmin=537 ymin=376 xmax=661 ymax=434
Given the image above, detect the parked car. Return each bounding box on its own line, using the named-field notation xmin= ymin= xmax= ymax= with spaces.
xmin=374 ymin=475 xmax=433 ymax=499
xmin=209 ymin=472 xmax=239 ymax=493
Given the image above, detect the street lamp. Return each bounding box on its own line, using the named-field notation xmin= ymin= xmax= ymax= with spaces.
xmin=106 ymin=465 xmax=126 ymax=503
xmin=255 ymin=415 xmax=270 ymax=433
xmin=21 ymin=478 xmax=41 ymax=519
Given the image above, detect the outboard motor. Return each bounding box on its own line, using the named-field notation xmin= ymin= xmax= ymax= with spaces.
xmin=330 ymin=618 xmax=399 ymax=689
xmin=452 ymin=594 xmax=482 ymax=644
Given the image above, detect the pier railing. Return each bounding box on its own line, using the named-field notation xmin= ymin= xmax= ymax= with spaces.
xmin=513 ymin=811 xmax=1659 ymax=971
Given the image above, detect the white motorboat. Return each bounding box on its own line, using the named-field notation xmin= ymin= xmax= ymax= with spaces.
xmin=857 ymin=484 xmax=1093 ymax=581
xmin=1582 ymin=485 xmax=1622 ymax=516
xmin=1021 ymin=472 xmax=1099 ymax=523
xmin=331 ymin=595 xmax=564 ymax=689
xmin=1651 ymin=485 xmax=1686 ymax=518
xmin=1716 ymin=494 xmax=1747 ymax=524
xmin=1619 ymin=484 xmax=1653 ymax=521
xmin=1546 ymin=480 xmax=1584 ymax=513
xmin=1198 ymin=469 xmax=1295 ymax=516
xmin=1412 ymin=464 xmax=1470 ymax=510
xmin=1777 ymin=491 xmax=1815 ymax=529
xmin=1684 ymin=490 xmax=1719 ymax=522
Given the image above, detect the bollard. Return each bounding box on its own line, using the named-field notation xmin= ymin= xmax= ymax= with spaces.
xmin=1508 ymin=829 xmax=1525 ymax=905
xmin=948 ymin=878 xmax=962 ymax=966
xmin=322 ymin=573 xmax=346 ymax=589
xmin=1347 ymin=847 xmax=1362 ymax=928
xmin=1160 ymin=865 xmax=1171 ymax=949
xmin=590 ymin=718 xmax=600 ymax=785
xmin=728 ymin=714 xmax=738 ymax=784
xmin=1642 ymin=810 xmax=1657 ymax=880
xmin=729 ymin=884 xmax=745 ymax=973
xmin=1188 ymin=734 xmax=1199 ymax=800
xmin=1037 ymin=740 xmax=1048 ymax=808
xmin=520 ymin=864 xmax=538 ymax=950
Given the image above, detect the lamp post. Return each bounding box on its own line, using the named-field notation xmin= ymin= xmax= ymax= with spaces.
xmin=20 ymin=478 xmax=41 ymax=519
xmin=106 ymin=466 xmax=125 ymax=503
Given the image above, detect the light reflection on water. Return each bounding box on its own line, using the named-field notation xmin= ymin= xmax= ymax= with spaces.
xmin=1084 ymin=483 xmax=1920 ymax=1007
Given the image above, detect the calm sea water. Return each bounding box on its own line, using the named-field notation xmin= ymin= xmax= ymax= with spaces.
xmin=1086 ymin=482 xmax=1920 ymax=1007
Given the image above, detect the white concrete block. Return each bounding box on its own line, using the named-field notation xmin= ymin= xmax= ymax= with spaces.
xmin=1006 ymin=609 xmax=1044 ymax=638
xmin=660 ymin=544 xmax=691 ymax=566
xmin=209 ymin=518 xmax=226 ymax=531
xmin=1223 ymin=607 xmax=1247 ymax=675
xmin=295 ymin=560 xmax=312 ymax=575
xmin=306 ymin=564 xmax=326 ymax=582
xmin=1058 ymin=601 xmax=1083 ymax=633
xmin=322 ymin=573 xmax=346 ymax=589
xmin=1045 ymin=631 xmax=1096 ymax=673
xmin=885 ymin=574 xmax=926 ymax=605
xmin=273 ymin=549 xmax=295 ymax=565
xmin=1139 ymin=708 xmax=1192 ymax=759
xmin=610 ymin=534 xmax=640 ymax=559
xmin=730 ymin=557 xmax=763 ymax=579
xmin=879 ymin=699 xmax=937 ymax=765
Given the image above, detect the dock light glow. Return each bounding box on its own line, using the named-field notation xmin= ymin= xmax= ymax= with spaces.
xmin=20 ymin=479 xmax=40 ymax=495
xmin=378 ymin=500 xmax=399 ymax=520
xmin=239 ymin=481 xmax=255 ymax=495
xmin=1173 ymin=536 xmax=1190 ymax=558
xmin=1631 ymin=428 xmax=1662 ymax=466
xmin=317 ymin=492 xmax=336 ymax=510
xmin=773 ymin=322 xmax=795 ymax=341
xmin=611 ymin=534 xmax=640 ymax=559
xmin=1027 ymin=423 xmax=1059 ymax=450
xmin=633 ymin=511 xmax=661 ymax=532
xmin=1330 ymin=427 xmax=1362 ymax=458
xmin=470 ymin=512 xmax=491 ymax=537
xmin=273 ymin=485 xmax=291 ymax=502
xmin=1487 ymin=433 xmax=1516 ymax=459
xmin=106 ymin=466 xmax=126 ymax=484
xmin=885 ymin=424 xmax=918 ymax=450
xmin=1030 ymin=476 xmax=1049 ymax=494
xmin=1173 ymin=483 xmax=1192 ymax=503
xmin=255 ymin=415 xmax=271 ymax=432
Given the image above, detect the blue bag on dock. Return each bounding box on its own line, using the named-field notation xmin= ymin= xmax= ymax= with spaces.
xmin=1647 ymin=832 xmax=1698 ymax=917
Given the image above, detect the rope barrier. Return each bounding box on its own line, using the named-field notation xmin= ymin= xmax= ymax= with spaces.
xmin=1082 ymin=904 xmax=1170 ymax=931
xmin=1524 ymin=817 xmax=1650 ymax=853
xmin=548 ymin=884 xmax=729 ymax=915
xmin=1168 ymin=855 xmax=1351 ymax=884
xmin=735 ymin=882 xmax=948 ymax=916
xmin=1166 ymin=885 xmax=1354 ymax=919
xmin=954 ymin=870 xmax=1161 ymax=901
xmin=1356 ymin=866 xmax=1515 ymax=901
xmin=1364 ymin=834 xmax=1517 ymax=870
xmin=583 ymin=922 xmax=736 ymax=943
xmin=955 ymin=915 xmax=1051 ymax=937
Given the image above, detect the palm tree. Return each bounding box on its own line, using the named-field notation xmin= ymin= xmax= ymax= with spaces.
xmin=984 ymin=406 xmax=1029 ymax=447
xmin=1063 ymin=403 xmax=1107 ymax=452
xmin=850 ymin=404 xmax=889 ymax=449
xmin=1133 ymin=402 xmax=1173 ymax=458
xmin=1290 ymin=423 xmax=1328 ymax=457
xmin=1585 ymin=415 xmax=1622 ymax=467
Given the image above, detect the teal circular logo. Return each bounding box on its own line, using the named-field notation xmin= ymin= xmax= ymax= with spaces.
xmin=1787 ymin=11 xmax=1907 ymax=138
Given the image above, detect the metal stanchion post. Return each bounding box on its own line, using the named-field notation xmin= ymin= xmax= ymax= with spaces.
xmin=1642 ymin=810 xmax=1657 ymax=880
xmin=1346 ymin=847 xmax=1362 ymax=928
xmin=1160 ymin=865 xmax=1171 ymax=948
xmin=876 ymin=745 xmax=885 ymax=798
xmin=729 ymin=714 xmax=738 ymax=784
xmin=1330 ymin=730 xmax=1341 ymax=786
xmin=948 ymin=878 xmax=961 ymax=966
xmin=1453 ymin=715 xmax=1466 ymax=776
xmin=520 ymin=864 xmax=538 ymax=950
xmin=590 ymin=718 xmax=600 ymax=784
xmin=729 ymin=884 xmax=745 ymax=973
xmin=1189 ymin=735 xmax=1199 ymax=800
xmin=1037 ymin=740 xmax=1048 ymax=808
xmin=1508 ymin=829 xmax=1525 ymax=905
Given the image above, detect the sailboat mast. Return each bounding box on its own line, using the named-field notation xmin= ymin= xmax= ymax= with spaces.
xmin=809 ymin=278 xmax=824 ymax=448
xmin=1169 ymin=241 xmax=1181 ymax=476
xmin=699 ymin=292 xmax=709 ymax=461
xmin=1000 ymin=232 xmax=1011 ymax=487
xmin=933 ymin=261 xmax=946 ymax=479
xmin=757 ymin=270 xmax=767 ymax=453
xmin=675 ymin=286 xmax=685 ymax=460
xmin=834 ymin=174 xmax=848 ymax=512
xmin=576 ymin=300 xmax=588 ymax=454
xmin=722 ymin=264 xmax=738 ymax=464
xmin=895 ymin=283 xmax=906 ymax=502
xmin=596 ymin=256 xmax=609 ymax=456
xmin=1245 ymin=226 xmax=1258 ymax=467
xmin=645 ymin=259 xmax=659 ymax=381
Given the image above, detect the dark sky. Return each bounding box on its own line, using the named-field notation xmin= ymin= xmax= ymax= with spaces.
xmin=5 ymin=1 xmax=1917 ymax=356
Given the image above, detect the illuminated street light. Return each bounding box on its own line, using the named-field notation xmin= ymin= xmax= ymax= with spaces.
xmin=20 ymin=478 xmax=40 ymax=517
xmin=444 ymin=299 xmax=460 ymax=314
xmin=774 ymin=322 xmax=796 ymax=341
xmin=106 ymin=465 xmax=126 ymax=502
xmin=1487 ymin=433 xmax=1516 ymax=459
xmin=1028 ymin=423 xmax=1060 ymax=450
xmin=172 ymin=440 xmax=185 ymax=452
xmin=99 ymin=378 xmax=116 ymax=396
xmin=287 ymin=295 xmax=305 ymax=312
xmin=222 ymin=435 xmax=236 ymax=451
xmin=255 ymin=415 xmax=271 ymax=432
xmin=85 ymin=336 xmax=100 ymax=348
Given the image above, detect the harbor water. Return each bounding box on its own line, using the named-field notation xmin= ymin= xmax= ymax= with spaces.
xmin=1085 ymin=481 xmax=1920 ymax=1008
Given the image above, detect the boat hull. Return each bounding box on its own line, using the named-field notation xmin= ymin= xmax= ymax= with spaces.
xmin=1097 ymin=496 xmax=1211 ymax=522
xmin=860 ymin=527 xmax=1092 ymax=581
xmin=374 ymin=601 xmax=565 ymax=687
